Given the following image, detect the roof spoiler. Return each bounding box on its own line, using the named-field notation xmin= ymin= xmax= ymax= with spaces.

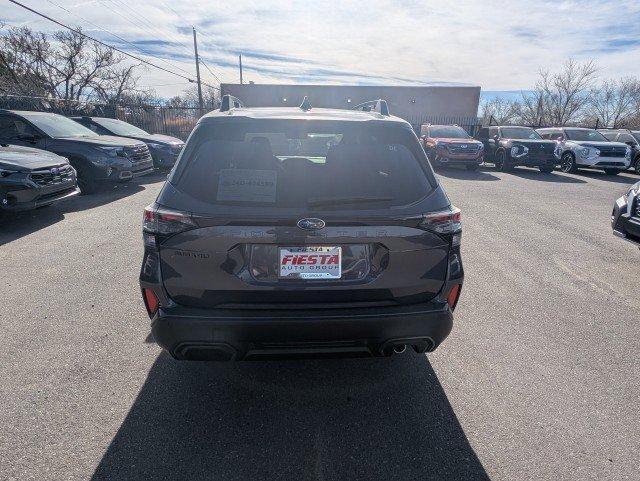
xmin=352 ymin=99 xmax=389 ymax=116
xmin=220 ymin=95 xmax=244 ymax=112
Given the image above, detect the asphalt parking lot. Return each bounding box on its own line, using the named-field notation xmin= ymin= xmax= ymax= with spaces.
xmin=1 ymin=167 xmax=639 ymax=481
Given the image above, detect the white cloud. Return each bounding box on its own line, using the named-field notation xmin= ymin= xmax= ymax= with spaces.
xmin=4 ymin=0 xmax=640 ymax=97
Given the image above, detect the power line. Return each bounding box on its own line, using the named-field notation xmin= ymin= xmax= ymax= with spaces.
xmin=199 ymin=59 xmax=222 ymax=85
xmin=7 ymin=0 xmax=220 ymax=90
xmin=105 ymin=0 xmax=197 ymax=65
xmin=154 ymin=0 xmax=228 ymax=83
xmin=43 ymin=0 xmax=194 ymax=77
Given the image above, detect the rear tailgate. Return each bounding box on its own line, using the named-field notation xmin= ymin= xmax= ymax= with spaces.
xmin=159 ymin=220 xmax=449 ymax=309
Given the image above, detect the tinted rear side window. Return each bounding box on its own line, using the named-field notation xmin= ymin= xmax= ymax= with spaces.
xmin=173 ymin=119 xmax=434 ymax=210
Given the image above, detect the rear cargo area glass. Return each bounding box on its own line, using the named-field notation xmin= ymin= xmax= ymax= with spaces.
xmin=173 ymin=120 xmax=432 ymax=209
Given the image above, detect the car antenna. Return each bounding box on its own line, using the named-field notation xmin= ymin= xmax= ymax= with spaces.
xmin=299 ymin=96 xmax=312 ymax=111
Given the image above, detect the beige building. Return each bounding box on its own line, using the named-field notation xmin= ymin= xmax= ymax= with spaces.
xmin=220 ymin=83 xmax=481 ymax=131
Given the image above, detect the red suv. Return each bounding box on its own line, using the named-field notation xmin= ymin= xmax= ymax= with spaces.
xmin=420 ymin=124 xmax=484 ymax=170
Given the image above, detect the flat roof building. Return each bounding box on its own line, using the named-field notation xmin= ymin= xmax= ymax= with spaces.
xmin=220 ymin=83 xmax=481 ymax=131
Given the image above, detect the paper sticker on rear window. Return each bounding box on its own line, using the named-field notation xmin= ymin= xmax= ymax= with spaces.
xmin=217 ymin=169 xmax=277 ymax=203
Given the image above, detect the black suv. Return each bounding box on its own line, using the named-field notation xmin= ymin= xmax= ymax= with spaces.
xmin=0 ymin=110 xmax=154 ymax=193
xmin=72 ymin=116 xmax=184 ymax=170
xmin=140 ymin=97 xmax=464 ymax=361
xmin=1 ymin=144 xmax=79 ymax=211
xmin=476 ymin=126 xmax=557 ymax=173
xmin=600 ymin=129 xmax=640 ymax=174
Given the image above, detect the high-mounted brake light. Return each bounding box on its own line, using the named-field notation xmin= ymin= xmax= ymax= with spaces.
xmin=419 ymin=207 xmax=462 ymax=245
xmin=143 ymin=204 xmax=197 ymax=236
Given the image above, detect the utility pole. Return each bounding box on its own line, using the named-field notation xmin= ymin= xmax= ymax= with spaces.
xmin=192 ymin=26 xmax=204 ymax=112
xmin=239 ymin=53 xmax=243 ymax=84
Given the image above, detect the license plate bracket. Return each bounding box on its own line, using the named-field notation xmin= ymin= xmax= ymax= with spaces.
xmin=278 ymin=246 xmax=342 ymax=279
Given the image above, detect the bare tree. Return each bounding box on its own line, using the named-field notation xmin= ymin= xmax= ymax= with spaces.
xmin=520 ymin=59 xmax=599 ymax=126
xmin=0 ymin=26 xmax=143 ymax=102
xmin=586 ymin=77 xmax=640 ymax=128
xmin=480 ymin=97 xmax=521 ymax=125
xmin=170 ymin=84 xmax=220 ymax=108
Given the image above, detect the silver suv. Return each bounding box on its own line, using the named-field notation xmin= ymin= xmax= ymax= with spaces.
xmin=537 ymin=127 xmax=631 ymax=175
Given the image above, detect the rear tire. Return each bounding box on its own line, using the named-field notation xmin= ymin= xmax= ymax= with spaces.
xmin=633 ymin=156 xmax=640 ymax=175
xmin=604 ymin=169 xmax=620 ymax=176
xmin=560 ymin=152 xmax=577 ymax=173
xmin=466 ymin=163 xmax=479 ymax=171
xmin=75 ymin=163 xmax=98 ymax=194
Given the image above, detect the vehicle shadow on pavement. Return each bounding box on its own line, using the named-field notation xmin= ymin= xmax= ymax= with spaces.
xmin=576 ymin=170 xmax=638 ymax=185
xmin=0 ymin=181 xmax=153 ymax=245
xmin=91 ymin=353 xmax=490 ymax=481
xmin=435 ymin=167 xmax=500 ymax=182
xmin=133 ymin=171 xmax=170 ymax=186
xmin=506 ymin=168 xmax=587 ymax=184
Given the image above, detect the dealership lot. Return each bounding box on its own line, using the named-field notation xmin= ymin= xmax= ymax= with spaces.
xmin=1 ymin=168 xmax=638 ymax=481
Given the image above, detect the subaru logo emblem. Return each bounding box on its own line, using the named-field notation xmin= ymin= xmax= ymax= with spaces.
xmin=50 ymin=167 xmax=60 ymax=175
xmin=297 ymin=218 xmax=325 ymax=230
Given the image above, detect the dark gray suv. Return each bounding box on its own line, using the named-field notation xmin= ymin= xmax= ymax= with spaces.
xmin=0 ymin=110 xmax=154 ymax=193
xmin=139 ymin=97 xmax=464 ymax=361
xmin=71 ymin=116 xmax=184 ymax=171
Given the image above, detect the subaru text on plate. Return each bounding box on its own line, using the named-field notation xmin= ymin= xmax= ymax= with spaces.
xmin=139 ymin=96 xmax=464 ymax=361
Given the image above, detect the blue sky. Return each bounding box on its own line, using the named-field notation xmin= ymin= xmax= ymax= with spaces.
xmin=4 ymin=0 xmax=640 ymax=98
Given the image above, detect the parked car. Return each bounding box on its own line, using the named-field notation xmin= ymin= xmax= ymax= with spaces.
xmin=71 ymin=116 xmax=184 ymax=170
xmin=599 ymin=129 xmax=640 ymax=174
xmin=0 ymin=143 xmax=79 ymax=212
xmin=419 ymin=124 xmax=484 ymax=170
xmin=611 ymin=180 xmax=640 ymax=248
xmin=140 ymin=97 xmax=464 ymax=361
xmin=0 ymin=110 xmax=154 ymax=193
xmin=538 ymin=127 xmax=631 ymax=175
xmin=475 ymin=126 xmax=556 ymax=173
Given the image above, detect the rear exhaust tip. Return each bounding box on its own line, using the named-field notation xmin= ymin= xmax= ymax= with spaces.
xmin=393 ymin=344 xmax=406 ymax=354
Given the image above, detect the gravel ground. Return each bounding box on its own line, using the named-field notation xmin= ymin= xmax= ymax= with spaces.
xmin=1 ymin=167 xmax=638 ymax=481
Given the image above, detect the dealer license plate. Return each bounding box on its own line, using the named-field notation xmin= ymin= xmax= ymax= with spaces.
xmin=278 ymin=246 xmax=342 ymax=279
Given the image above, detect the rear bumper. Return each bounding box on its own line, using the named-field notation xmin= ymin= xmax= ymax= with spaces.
xmin=150 ymin=301 xmax=454 ymax=361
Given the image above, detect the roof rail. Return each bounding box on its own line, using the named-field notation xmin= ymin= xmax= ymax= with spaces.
xmin=352 ymin=99 xmax=390 ymax=116
xmin=220 ymin=94 xmax=244 ymax=112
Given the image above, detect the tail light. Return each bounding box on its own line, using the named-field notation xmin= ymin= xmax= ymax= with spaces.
xmin=446 ymin=284 xmax=461 ymax=310
xmin=142 ymin=288 xmax=159 ymax=317
xmin=419 ymin=207 xmax=462 ymax=245
xmin=143 ymin=204 xmax=197 ymax=236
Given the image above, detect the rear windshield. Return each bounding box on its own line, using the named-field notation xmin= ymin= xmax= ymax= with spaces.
xmin=172 ymin=119 xmax=434 ymax=210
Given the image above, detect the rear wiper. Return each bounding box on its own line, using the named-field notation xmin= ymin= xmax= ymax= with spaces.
xmin=307 ymin=196 xmax=394 ymax=207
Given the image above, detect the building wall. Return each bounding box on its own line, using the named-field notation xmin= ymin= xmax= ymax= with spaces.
xmin=220 ymin=84 xmax=481 ymax=130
